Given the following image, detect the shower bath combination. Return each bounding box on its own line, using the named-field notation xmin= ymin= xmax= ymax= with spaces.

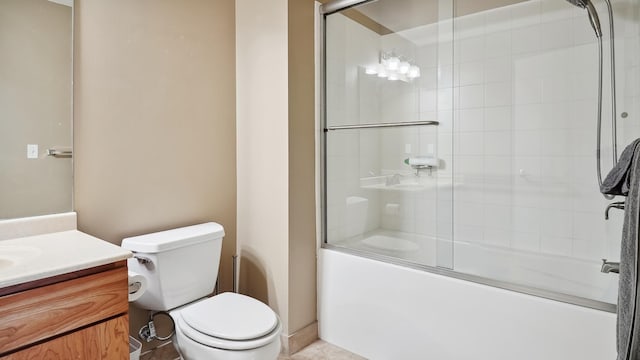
xmin=566 ymin=0 xmax=619 ymax=199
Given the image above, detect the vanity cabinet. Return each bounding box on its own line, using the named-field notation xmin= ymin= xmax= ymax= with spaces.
xmin=0 ymin=261 xmax=129 ymax=359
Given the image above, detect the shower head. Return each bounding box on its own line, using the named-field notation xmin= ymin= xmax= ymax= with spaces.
xmin=565 ymin=0 xmax=603 ymax=38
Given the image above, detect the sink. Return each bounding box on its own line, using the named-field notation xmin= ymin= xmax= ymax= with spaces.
xmin=0 ymin=245 xmax=42 ymax=269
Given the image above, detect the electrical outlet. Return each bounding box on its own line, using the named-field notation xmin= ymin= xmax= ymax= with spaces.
xmin=27 ymin=144 xmax=38 ymax=159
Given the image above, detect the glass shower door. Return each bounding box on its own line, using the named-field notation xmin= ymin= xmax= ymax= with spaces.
xmin=323 ymin=0 xmax=455 ymax=269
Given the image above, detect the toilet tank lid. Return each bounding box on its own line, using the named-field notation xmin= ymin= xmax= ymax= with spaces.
xmin=121 ymin=222 xmax=224 ymax=253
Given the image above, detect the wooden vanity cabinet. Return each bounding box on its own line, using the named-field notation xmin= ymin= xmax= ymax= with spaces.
xmin=0 ymin=261 xmax=130 ymax=359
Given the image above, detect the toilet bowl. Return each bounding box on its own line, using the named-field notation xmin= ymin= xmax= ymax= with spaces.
xmin=170 ymin=293 xmax=282 ymax=360
xmin=121 ymin=223 xmax=282 ymax=360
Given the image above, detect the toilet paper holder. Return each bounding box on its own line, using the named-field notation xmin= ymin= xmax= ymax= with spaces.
xmin=129 ymin=281 xmax=143 ymax=295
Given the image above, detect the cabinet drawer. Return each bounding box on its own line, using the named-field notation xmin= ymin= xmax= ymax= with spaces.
xmin=2 ymin=314 xmax=129 ymax=360
xmin=0 ymin=266 xmax=128 ymax=355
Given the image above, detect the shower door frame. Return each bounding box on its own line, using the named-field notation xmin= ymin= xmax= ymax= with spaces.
xmin=318 ymin=0 xmax=616 ymax=313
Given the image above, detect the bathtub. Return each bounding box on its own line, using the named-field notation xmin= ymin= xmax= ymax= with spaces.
xmin=318 ymin=245 xmax=617 ymax=360
xmin=333 ymin=231 xmax=618 ymax=304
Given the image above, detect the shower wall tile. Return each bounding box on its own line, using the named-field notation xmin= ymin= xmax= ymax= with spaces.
xmin=484 ymin=57 xmax=512 ymax=83
xmin=484 ymin=107 xmax=512 ymax=131
xmin=482 ymin=228 xmax=511 ymax=247
xmin=483 ymin=156 xmax=512 ymax=178
xmin=484 ymin=82 xmax=512 ymax=107
xmin=454 ymin=224 xmax=484 ymax=243
xmin=438 ymin=88 xmax=454 ymax=111
xmin=439 ymin=65 xmax=455 ymax=88
xmin=459 ymin=61 xmax=484 ymax=86
xmin=540 ymin=236 xmax=572 ymax=256
xmin=458 ymin=108 xmax=484 ymax=132
xmin=483 ymin=131 xmax=512 ymax=156
xmin=511 ymin=232 xmax=540 ymax=252
xmin=459 ymin=85 xmax=485 ymax=109
xmin=484 ymin=32 xmax=512 ymax=58
xmin=458 ymin=133 xmax=484 ymax=156
xmin=511 ymin=26 xmax=542 ymax=55
xmin=572 ymin=16 xmax=597 ymax=45
xmin=540 ymin=19 xmax=574 ymax=51
xmin=513 ymin=77 xmax=543 ymax=104
xmin=457 ymin=36 xmax=486 ymax=63
xmin=483 ymin=204 xmax=512 ymax=230
xmin=420 ymin=90 xmax=438 ymax=112
xmin=455 ymin=202 xmax=485 ymax=227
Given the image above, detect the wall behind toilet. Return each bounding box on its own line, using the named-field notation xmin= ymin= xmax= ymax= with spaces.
xmin=73 ymin=0 xmax=236 ymax=350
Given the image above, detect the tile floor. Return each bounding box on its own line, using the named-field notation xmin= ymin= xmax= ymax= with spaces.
xmin=139 ymin=339 xmax=365 ymax=360
xmin=279 ymin=340 xmax=366 ymax=360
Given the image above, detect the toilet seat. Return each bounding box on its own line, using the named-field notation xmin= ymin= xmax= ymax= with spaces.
xmin=174 ymin=292 xmax=281 ymax=351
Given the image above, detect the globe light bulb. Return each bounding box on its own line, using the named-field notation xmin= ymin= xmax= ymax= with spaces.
xmin=407 ymin=65 xmax=421 ymax=78
xmin=387 ymin=56 xmax=400 ymax=70
xmin=398 ymin=61 xmax=411 ymax=74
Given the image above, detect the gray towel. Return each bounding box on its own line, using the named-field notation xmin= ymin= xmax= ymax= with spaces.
xmin=601 ymin=138 xmax=640 ymax=196
xmin=602 ymin=139 xmax=640 ymax=360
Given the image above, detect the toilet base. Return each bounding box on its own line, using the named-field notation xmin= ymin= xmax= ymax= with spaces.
xmin=173 ymin=330 xmax=281 ymax=360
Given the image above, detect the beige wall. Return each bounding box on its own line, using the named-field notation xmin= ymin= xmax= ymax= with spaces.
xmin=288 ymin=0 xmax=318 ymax=336
xmin=0 ymin=0 xmax=72 ymax=219
xmin=236 ymin=0 xmax=317 ymax=347
xmin=236 ymin=0 xmax=291 ymax=331
xmin=73 ymin=0 xmax=236 ymax=349
xmin=74 ymin=0 xmax=316 ymax=351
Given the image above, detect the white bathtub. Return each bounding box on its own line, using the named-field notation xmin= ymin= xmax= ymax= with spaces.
xmin=333 ymin=231 xmax=619 ymax=304
xmin=318 ymin=248 xmax=617 ymax=360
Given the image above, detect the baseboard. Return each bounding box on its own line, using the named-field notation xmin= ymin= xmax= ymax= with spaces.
xmin=280 ymin=321 xmax=319 ymax=355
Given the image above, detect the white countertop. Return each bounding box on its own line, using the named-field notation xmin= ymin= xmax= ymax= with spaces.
xmin=0 ymin=230 xmax=132 ymax=289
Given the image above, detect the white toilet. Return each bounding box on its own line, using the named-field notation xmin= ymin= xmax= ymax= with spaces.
xmin=122 ymin=222 xmax=282 ymax=360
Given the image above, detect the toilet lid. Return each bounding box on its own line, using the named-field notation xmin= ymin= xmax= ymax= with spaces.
xmin=181 ymin=292 xmax=278 ymax=341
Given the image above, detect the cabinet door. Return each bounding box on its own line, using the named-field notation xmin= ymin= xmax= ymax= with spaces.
xmin=2 ymin=315 xmax=129 ymax=360
xmin=0 ymin=266 xmax=128 ymax=355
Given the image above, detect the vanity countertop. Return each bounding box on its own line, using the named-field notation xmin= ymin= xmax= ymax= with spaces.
xmin=0 ymin=230 xmax=132 ymax=289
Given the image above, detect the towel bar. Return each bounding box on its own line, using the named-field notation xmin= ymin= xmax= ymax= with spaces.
xmin=46 ymin=148 xmax=72 ymax=158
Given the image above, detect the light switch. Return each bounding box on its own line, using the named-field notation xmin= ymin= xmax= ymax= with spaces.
xmin=27 ymin=144 xmax=38 ymax=159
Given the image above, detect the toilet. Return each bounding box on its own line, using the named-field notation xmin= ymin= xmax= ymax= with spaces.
xmin=122 ymin=222 xmax=282 ymax=360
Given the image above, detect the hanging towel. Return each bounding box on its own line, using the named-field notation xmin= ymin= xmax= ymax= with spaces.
xmin=601 ymin=138 xmax=640 ymax=196
xmin=602 ymin=139 xmax=640 ymax=360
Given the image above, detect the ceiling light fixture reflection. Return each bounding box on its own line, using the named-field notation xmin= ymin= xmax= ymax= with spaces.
xmin=363 ymin=51 xmax=420 ymax=83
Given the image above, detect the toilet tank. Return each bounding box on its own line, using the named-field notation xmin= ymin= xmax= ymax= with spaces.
xmin=122 ymin=222 xmax=225 ymax=311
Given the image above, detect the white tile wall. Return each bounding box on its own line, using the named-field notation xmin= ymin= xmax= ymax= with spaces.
xmin=324 ymin=0 xmax=640 ymax=302
xmin=446 ymin=0 xmax=637 ymax=277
